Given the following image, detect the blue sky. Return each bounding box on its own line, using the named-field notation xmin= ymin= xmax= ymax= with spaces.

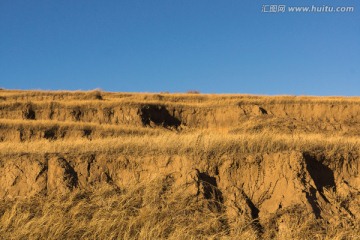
xmin=0 ymin=0 xmax=359 ymax=95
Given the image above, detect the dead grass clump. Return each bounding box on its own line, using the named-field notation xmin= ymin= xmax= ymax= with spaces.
xmin=86 ymin=89 xmax=103 ymax=100
xmin=262 ymin=205 xmax=360 ymax=240
xmin=0 ymin=180 xmax=232 ymax=239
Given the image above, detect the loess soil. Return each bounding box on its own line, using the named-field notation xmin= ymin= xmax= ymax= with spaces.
xmin=0 ymin=89 xmax=359 ymax=239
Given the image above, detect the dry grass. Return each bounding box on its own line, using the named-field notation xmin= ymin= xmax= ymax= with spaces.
xmin=2 ymin=89 xmax=360 ymax=106
xmin=0 ymin=180 xmax=232 ymax=240
xmin=0 ymin=180 xmax=358 ymax=240
xmin=0 ymin=90 xmax=359 ymax=239
xmin=0 ymin=118 xmax=162 ymax=137
xmin=0 ymin=131 xmax=358 ymax=157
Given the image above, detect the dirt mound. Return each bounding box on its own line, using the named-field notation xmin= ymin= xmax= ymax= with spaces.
xmin=1 ymin=150 xmax=358 ymax=222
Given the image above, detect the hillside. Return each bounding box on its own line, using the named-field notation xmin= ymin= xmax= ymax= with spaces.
xmin=0 ymin=89 xmax=359 ymax=239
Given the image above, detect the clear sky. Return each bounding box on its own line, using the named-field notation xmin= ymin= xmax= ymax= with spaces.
xmin=1 ymin=0 xmax=359 ymax=95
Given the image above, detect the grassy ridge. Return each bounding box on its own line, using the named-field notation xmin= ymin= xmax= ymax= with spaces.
xmin=0 ymin=90 xmax=359 ymax=239
xmin=0 ymin=131 xmax=358 ymax=156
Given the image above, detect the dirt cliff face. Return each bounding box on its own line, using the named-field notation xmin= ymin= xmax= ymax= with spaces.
xmin=0 ymin=90 xmax=359 ymax=239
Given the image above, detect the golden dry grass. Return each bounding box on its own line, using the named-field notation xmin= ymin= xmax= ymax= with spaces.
xmin=2 ymin=89 xmax=360 ymax=105
xmin=0 ymin=90 xmax=359 ymax=239
xmin=0 ymin=131 xmax=358 ymax=157
xmin=0 ymin=180 xmax=358 ymax=240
